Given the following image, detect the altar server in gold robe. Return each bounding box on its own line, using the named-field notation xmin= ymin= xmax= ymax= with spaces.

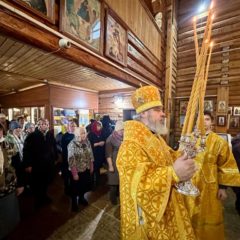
xmin=117 ymin=85 xmax=197 ymax=240
xmin=185 ymin=110 xmax=240 ymax=240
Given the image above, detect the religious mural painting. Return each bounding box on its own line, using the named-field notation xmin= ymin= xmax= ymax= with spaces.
xmin=12 ymin=0 xmax=55 ymax=23
xmin=60 ymin=0 xmax=103 ymax=52
xmin=105 ymin=10 xmax=127 ymax=66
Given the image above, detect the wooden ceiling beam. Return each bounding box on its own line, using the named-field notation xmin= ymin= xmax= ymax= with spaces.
xmin=0 ymin=9 xmax=147 ymax=89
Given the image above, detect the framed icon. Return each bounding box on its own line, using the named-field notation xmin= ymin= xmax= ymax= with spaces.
xmin=60 ymin=0 xmax=103 ymax=52
xmin=105 ymin=10 xmax=127 ymax=66
xmin=218 ymin=101 xmax=226 ymax=113
xmin=233 ymin=106 xmax=240 ymax=116
xmin=12 ymin=0 xmax=55 ymax=23
xmin=217 ymin=115 xmax=226 ymax=126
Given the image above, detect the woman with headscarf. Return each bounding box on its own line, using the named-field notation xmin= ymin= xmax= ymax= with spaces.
xmin=88 ymin=121 xmax=105 ymax=189
xmin=0 ymin=124 xmax=21 ymax=239
xmin=6 ymin=121 xmax=25 ymax=194
xmin=105 ymin=120 xmax=124 ymax=205
xmin=68 ymin=127 xmax=93 ymax=211
xmin=101 ymin=115 xmax=113 ymax=140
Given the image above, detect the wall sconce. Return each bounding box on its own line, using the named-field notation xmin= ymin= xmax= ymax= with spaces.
xmin=114 ymin=96 xmax=123 ymax=108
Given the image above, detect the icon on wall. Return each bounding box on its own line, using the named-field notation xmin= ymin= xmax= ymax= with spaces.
xmin=217 ymin=115 xmax=226 ymax=126
xmin=233 ymin=106 xmax=240 ymax=116
xmin=12 ymin=0 xmax=55 ymax=23
xmin=218 ymin=101 xmax=226 ymax=113
xmin=105 ymin=10 xmax=127 ymax=66
xmin=204 ymin=100 xmax=214 ymax=112
xmin=60 ymin=0 xmax=103 ymax=52
xmin=179 ymin=101 xmax=188 ymax=115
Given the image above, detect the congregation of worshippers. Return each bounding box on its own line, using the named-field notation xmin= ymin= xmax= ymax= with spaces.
xmin=1 ymin=107 xmax=240 ymax=237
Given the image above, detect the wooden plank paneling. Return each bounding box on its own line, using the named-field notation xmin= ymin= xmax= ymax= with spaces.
xmin=175 ymin=0 xmax=240 ymax=140
xmin=0 ymin=85 xmax=49 ymax=107
xmin=0 ymin=10 xmax=143 ymax=89
xmin=128 ymin=43 xmax=161 ymax=75
xmin=105 ymin=0 xmax=162 ymax=60
xmin=98 ymin=90 xmax=134 ymax=121
xmin=49 ymin=85 xmax=98 ymax=110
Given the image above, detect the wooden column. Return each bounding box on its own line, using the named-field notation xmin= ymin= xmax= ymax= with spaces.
xmin=164 ymin=1 xmax=175 ymax=143
xmin=216 ymin=85 xmax=229 ymax=133
xmin=216 ymin=46 xmax=230 ymax=133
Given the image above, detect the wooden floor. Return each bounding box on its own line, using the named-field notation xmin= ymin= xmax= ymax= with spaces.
xmin=7 ymin=172 xmax=240 ymax=240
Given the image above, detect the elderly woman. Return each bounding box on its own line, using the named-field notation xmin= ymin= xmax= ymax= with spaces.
xmin=23 ymin=122 xmax=35 ymax=141
xmin=0 ymin=124 xmax=20 ymax=239
xmin=105 ymin=120 xmax=124 ymax=205
xmin=68 ymin=127 xmax=94 ymax=212
xmin=6 ymin=121 xmax=25 ymax=195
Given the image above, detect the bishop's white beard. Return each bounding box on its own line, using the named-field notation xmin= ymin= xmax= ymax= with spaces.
xmin=147 ymin=116 xmax=168 ymax=136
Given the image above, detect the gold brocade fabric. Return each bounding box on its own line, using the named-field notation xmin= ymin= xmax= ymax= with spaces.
xmin=184 ymin=132 xmax=240 ymax=240
xmin=131 ymin=86 xmax=163 ymax=114
xmin=116 ymin=120 xmax=196 ymax=240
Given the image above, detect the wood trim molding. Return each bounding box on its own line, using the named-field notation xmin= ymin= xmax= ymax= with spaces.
xmin=0 ymin=8 xmax=148 ymax=88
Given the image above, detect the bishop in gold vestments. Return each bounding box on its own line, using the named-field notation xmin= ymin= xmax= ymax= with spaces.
xmin=184 ymin=112 xmax=240 ymax=240
xmin=116 ymin=85 xmax=196 ymax=240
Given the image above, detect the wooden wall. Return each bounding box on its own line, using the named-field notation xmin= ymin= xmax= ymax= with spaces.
xmin=0 ymin=0 xmax=163 ymax=90
xmin=174 ymin=0 xmax=240 ymax=142
xmin=98 ymin=89 xmax=134 ymax=120
xmin=105 ymin=0 xmax=162 ymax=60
xmin=49 ymin=85 xmax=98 ymax=110
xmin=164 ymin=0 xmax=178 ymax=147
xmin=127 ymin=32 xmax=163 ymax=88
xmin=0 ymin=85 xmax=49 ymax=107
xmin=0 ymin=84 xmax=99 ymax=126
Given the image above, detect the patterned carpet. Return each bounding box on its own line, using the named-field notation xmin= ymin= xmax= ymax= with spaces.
xmin=47 ymin=194 xmax=120 ymax=240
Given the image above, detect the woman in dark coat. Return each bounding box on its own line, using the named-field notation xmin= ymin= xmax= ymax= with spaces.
xmin=105 ymin=120 xmax=124 ymax=204
xmin=88 ymin=121 xmax=105 ymax=188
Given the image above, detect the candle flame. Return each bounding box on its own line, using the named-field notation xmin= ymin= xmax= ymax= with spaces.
xmin=210 ymin=1 xmax=214 ymax=9
xmin=193 ymin=16 xmax=197 ymax=22
xmin=210 ymin=42 xmax=214 ymax=47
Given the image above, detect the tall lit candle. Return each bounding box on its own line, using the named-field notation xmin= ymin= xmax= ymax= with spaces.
xmin=193 ymin=16 xmax=199 ymax=61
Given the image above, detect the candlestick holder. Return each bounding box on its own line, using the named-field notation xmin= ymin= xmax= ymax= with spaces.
xmin=175 ymin=132 xmax=206 ymax=196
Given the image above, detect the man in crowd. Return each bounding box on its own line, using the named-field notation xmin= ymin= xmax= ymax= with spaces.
xmin=117 ymin=85 xmax=197 ymax=240
xmin=0 ymin=113 xmax=9 ymax=135
xmin=231 ymin=133 xmax=240 ymax=215
xmin=61 ymin=120 xmax=76 ymax=195
xmin=23 ymin=118 xmax=57 ymax=208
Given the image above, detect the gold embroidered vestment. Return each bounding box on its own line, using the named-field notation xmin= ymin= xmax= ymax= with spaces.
xmin=116 ymin=121 xmax=196 ymax=240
